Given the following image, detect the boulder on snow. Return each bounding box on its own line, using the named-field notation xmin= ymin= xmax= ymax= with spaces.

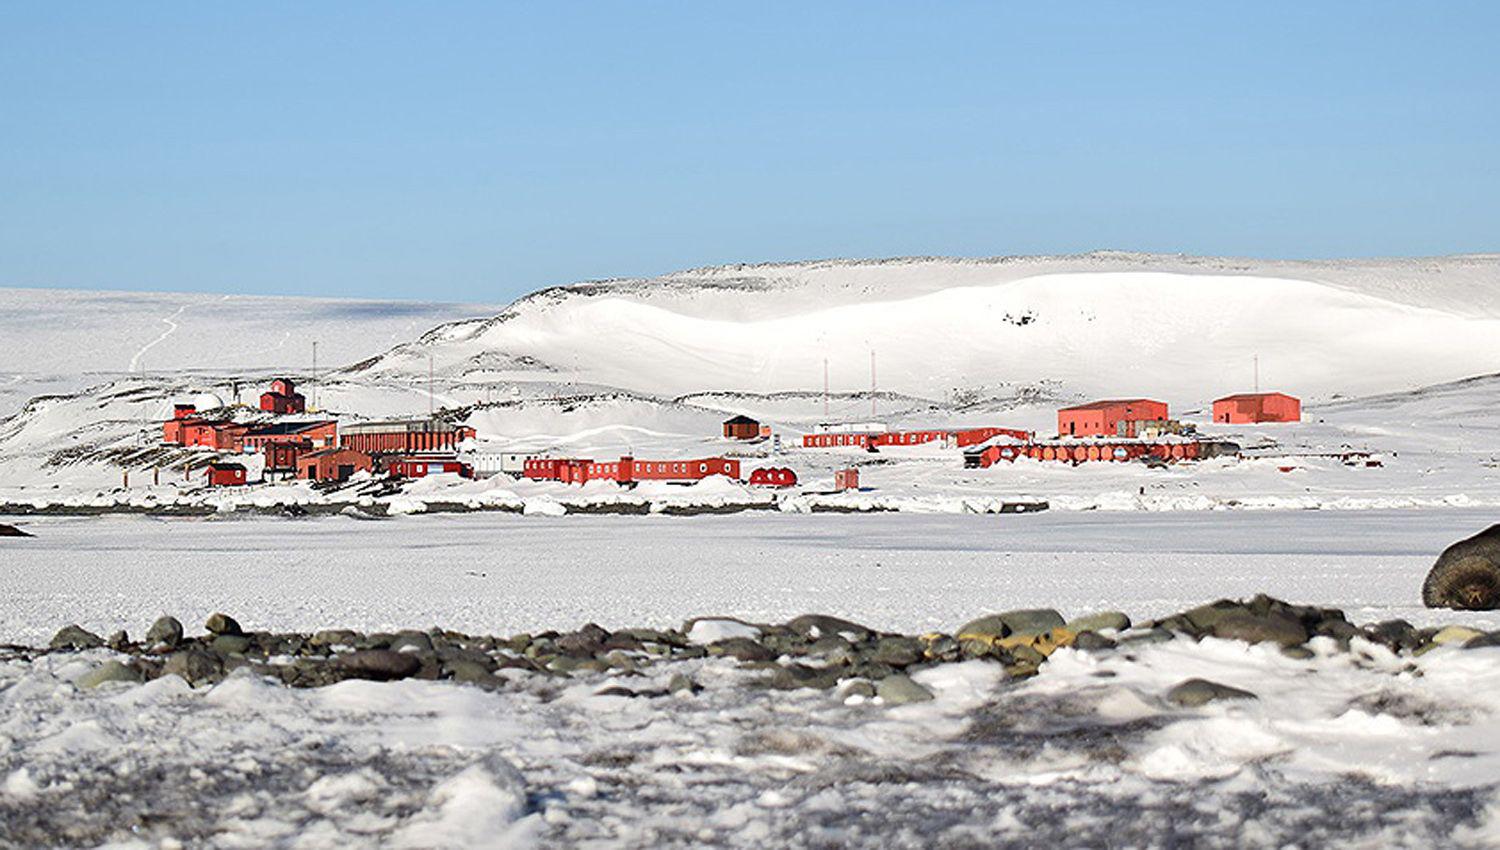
xmin=957 ymin=608 xmax=1065 ymax=640
xmin=1423 ymin=525 xmax=1500 ymax=610
xmin=0 ymin=523 xmax=32 ymax=537
xmin=50 ymin=625 xmax=104 ymax=651
xmin=1166 ymin=678 xmax=1257 ymax=708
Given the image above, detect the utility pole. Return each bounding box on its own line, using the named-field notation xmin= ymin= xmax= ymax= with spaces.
xmin=869 ymin=350 xmax=877 ymax=419
xmin=428 ymin=352 xmax=435 ymax=417
xmin=312 ymin=340 xmax=319 ymax=411
xmin=1254 ymin=354 xmax=1260 ymax=393
xmin=823 ymin=358 xmax=829 ymax=419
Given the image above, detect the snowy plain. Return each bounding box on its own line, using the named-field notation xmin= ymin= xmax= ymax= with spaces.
xmin=3 ymin=509 xmax=1497 ymax=646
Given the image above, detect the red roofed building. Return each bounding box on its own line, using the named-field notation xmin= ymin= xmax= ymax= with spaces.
xmin=748 ymin=467 xmax=798 ymax=488
xmin=1212 ymin=392 xmax=1301 ymax=424
xmin=204 ymin=462 xmax=247 ymax=487
xmin=260 ymin=378 xmax=306 ymax=415
xmin=1057 ymin=399 xmax=1170 ymax=438
xmin=297 ymin=447 xmax=374 ymax=482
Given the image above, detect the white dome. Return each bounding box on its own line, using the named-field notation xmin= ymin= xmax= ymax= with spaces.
xmin=188 ymin=391 xmax=226 ymax=412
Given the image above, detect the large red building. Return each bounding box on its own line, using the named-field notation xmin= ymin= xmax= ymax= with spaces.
xmin=1057 ymin=399 xmax=1169 ymax=438
xmin=524 ymin=455 xmax=741 ymax=485
xmin=340 ymin=419 xmax=477 ymax=455
xmin=241 ymin=420 xmax=337 ymax=451
xmin=1212 ymin=392 xmax=1301 ymax=424
xmin=259 ymin=378 xmax=306 ymax=415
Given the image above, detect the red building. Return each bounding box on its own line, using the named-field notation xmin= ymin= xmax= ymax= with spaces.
xmin=340 ymin=420 xmax=477 ymax=455
xmin=384 ymin=455 xmax=474 ymax=479
xmin=748 ymin=467 xmax=798 ymax=488
xmin=259 ymin=378 xmax=306 ymax=415
xmin=204 ymin=462 xmax=247 ymax=487
xmin=171 ymin=420 xmax=248 ymax=451
xmin=834 ymin=468 xmax=860 ymax=491
xmin=242 ymin=420 xmax=338 ymax=451
xmin=524 ymin=455 xmax=741 ymax=485
xmin=1212 ymin=392 xmax=1301 ymax=424
xmin=263 ymin=443 xmax=306 ymax=476
xmin=297 ymin=447 xmax=374 ymax=482
xmin=1057 ymin=399 xmax=1169 ymax=438
xmin=722 ymin=415 xmax=762 ymax=440
xmin=803 ymin=426 xmax=1030 ymax=449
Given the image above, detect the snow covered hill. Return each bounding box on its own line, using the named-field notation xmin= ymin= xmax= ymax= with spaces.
xmin=353 ymin=253 xmax=1500 ymax=407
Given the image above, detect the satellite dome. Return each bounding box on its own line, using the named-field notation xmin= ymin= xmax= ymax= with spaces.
xmin=189 ymin=391 xmax=226 ymax=412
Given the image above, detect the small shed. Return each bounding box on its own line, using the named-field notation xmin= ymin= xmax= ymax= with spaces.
xmin=722 ymin=415 xmax=761 ymax=440
xmin=297 ymin=447 xmax=373 ymax=482
xmin=1212 ymin=392 xmax=1301 ymax=424
xmin=205 ymin=462 xmax=247 ymax=487
xmin=834 ymin=468 xmax=859 ymax=491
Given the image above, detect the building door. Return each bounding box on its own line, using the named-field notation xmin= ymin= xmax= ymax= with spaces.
xmin=338 ymin=464 xmax=354 ymax=481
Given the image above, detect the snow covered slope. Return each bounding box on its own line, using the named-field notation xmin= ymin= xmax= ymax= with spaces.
xmin=354 ymin=253 xmax=1500 ymax=406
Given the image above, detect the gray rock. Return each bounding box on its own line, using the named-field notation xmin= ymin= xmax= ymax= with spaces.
xmin=444 ymin=659 xmax=497 ymax=686
xmin=311 ymin=629 xmax=360 ymax=647
xmin=1166 ymin=678 xmax=1257 ymax=707
xmin=211 ymin=634 xmax=252 ymax=655
xmin=77 ymin=660 xmax=142 ymax=689
xmin=876 ymin=674 xmax=934 ymax=705
xmin=958 ymin=608 xmax=1064 ymax=639
xmin=389 ymin=631 xmax=435 ymax=653
xmin=870 ymin=636 xmax=923 ymax=667
xmin=1065 ymin=611 xmax=1132 ymax=633
xmin=784 ymin=614 xmax=873 ymax=642
xmin=162 ymin=649 xmax=223 ymax=685
xmin=106 ymin=630 xmax=130 ymax=651
xmin=1117 ymin=628 xmax=1175 ymax=646
xmin=205 ymin=613 xmax=243 ymax=637
xmin=1210 ymin=612 xmax=1308 ymax=647
xmin=1183 ymin=600 xmax=1250 ymax=632
xmin=707 ymin=637 xmax=775 ymax=662
xmin=146 ymin=616 xmax=184 ymax=648
xmin=0 ymin=522 xmax=33 ymax=537
xmin=805 ymin=635 xmax=857 ymax=665
xmin=668 ymin=673 xmax=700 ymax=694
xmin=1072 ymin=631 xmax=1117 ymax=651
xmin=1281 ymin=645 xmax=1316 ymax=660
xmin=556 ymin=623 xmax=610 ymax=656
xmin=336 ymin=649 xmax=421 ymax=681
xmin=762 ymin=663 xmax=842 ymax=690
xmin=840 ymin=680 xmax=877 ymax=699
xmin=50 ymin=624 xmax=104 ymax=651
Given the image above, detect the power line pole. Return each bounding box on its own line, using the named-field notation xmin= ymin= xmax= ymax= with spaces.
xmin=428 ymin=352 xmax=435 ymax=417
xmin=312 ymin=340 xmax=318 ymax=411
xmin=870 ymin=350 xmax=877 ymax=419
xmin=1254 ymin=354 xmax=1260 ymax=393
xmin=823 ymin=358 xmax=829 ymax=419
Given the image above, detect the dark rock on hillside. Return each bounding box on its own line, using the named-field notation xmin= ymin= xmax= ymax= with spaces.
xmin=0 ymin=523 xmax=32 ymax=537
xmin=1210 ymin=611 xmax=1308 ymax=647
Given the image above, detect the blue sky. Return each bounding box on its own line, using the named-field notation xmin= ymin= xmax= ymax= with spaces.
xmin=2 ymin=3 xmax=1497 ymax=302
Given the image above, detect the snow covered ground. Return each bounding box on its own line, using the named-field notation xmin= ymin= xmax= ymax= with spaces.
xmin=3 ymin=509 xmax=1496 ymax=646
xmin=5 ymin=511 xmax=1500 ymax=847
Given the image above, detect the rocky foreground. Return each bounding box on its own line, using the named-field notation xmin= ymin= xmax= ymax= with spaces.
xmin=9 ymin=595 xmax=1500 ymax=848
xmin=21 ymin=594 xmax=1500 ymax=706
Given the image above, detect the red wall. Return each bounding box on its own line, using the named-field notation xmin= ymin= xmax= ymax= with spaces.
xmin=1057 ymin=400 xmax=1169 ymax=437
xmin=1212 ymin=393 xmax=1301 ymax=423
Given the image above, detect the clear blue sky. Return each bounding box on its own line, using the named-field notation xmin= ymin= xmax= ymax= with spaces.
xmin=2 ymin=3 xmax=1497 ymax=302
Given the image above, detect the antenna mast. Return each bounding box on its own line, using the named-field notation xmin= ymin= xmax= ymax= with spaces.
xmin=311 ymin=340 xmax=318 ymax=411
xmin=1254 ymin=354 xmax=1259 ymax=393
xmin=823 ymin=358 xmax=829 ymax=418
xmin=870 ymin=350 xmax=877 ymax=418
xmin=428 ymin=352 xmax=435 ymax=417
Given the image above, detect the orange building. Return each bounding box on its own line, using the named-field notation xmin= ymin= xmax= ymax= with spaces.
xmin=297 ymin=447 xmax=374 ymax=482
xmin=1212 ymin=392 xmax=1301 ymax=424
xmin=1057 ymin=399 xmax=1169 ymax=438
